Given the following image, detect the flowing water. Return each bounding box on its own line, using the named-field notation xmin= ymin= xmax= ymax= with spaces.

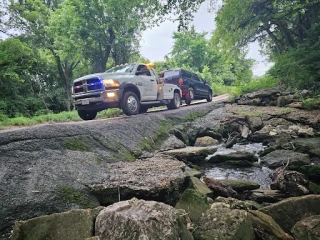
xmin=202 ymin=143 xmax=273 ymax=189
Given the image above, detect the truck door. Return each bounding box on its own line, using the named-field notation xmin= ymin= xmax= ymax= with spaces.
xmin=136 ymin=64 xmax=157 ymax=101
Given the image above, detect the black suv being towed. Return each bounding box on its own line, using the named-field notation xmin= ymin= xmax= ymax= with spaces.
xmin=159 ymin=68 xmax=213 ymax=105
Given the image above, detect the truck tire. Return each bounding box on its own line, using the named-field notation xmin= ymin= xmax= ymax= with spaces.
xmin=121 ymin=91 xmax=140 ymax=116
xmin=167 ymin=92 xmax=181 ymax=110
xmin=206 ymin=91 xmax=213 ymax=102
xmin=139 ymin=105 xmax=149 ymax=113
xmin=78 ymin=110 xmax=97 ymax=120
xmin=185 ymin=89 xmax=194 ymax=105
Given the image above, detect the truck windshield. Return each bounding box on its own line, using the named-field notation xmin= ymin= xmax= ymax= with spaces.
xmin=106 ymin=64 xmax=134 ymax=73
xmin=164 ymin=70 xmax=180 ymax=78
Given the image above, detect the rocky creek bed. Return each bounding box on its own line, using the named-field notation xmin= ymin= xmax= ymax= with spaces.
xmin=2 ymin=89 xmax=320 ymax=240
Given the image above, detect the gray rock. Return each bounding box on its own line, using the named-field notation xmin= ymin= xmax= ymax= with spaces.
xmin=95 ymin=198 xmax=193 ymax=240
xmin=203 ymin=177 xmax=237 ymax=198
xmin=249 ymin=189 xmax=286 ymax=204
xmin=270 ymin=168 xmax=309 ymax=196
xmin=163 ymin=146 xmax=217 ymax=163
xmin=291 ymin=215 xmax=320 ymax=240
xmin=208 ymin=151 xmax=258 ymax=164
xmin=159 ymin=135 xmax=187 ymax=151
xmin=240 ymin=125 xmax=251 ymax=138
xmin=220 ymin=179 xmax=260 ymax=192
xmin=259 ymin=195 xmax=320 ymax=233
xmin=194 ymin=206 xmax=255 ymax=240
xmin=260 ymin=150 xmax=310 ymax=169
xmin=189 ymin=177 xmax=213 ymax=197
xmin=277 ymin=95 xmax=293 ymax=107
xmin=88 ymin=155 xmax=187 ymax=205
xmin=12 ymin=207 xmax=104 ymax=240
xmin=292 ymin=138 xmax=320 ymax=156
xmin=247 ymin=116 xmax=263 ymax=132
xmin=194 ymin=136 xmax=219 ymax=147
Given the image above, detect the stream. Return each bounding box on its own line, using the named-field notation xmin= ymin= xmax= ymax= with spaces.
xmin=201 ymin=143 xmax=274 ymax=189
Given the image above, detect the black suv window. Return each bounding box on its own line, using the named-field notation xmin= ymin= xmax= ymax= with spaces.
xmin=164 ymin=70 xmax=180 ymax=78
xmin=182 ymin=70 xmax=192 ymax=79
xmin=192 ymin=73 xmax=201 ymax=81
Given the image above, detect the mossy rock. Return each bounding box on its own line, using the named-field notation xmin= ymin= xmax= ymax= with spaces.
xmin=248 ymin=210 xmax=294 ymax=240
xmin=175 ymin=189 xmax=209 ymax=223
xmin=209 ymin=151 xmax=258 ymax=164
xmin=220 ymin=179 xmax=260 ymax=192
xmin=163 ymin=147 xmax=217 ymax=163
xmin=12 ymin=207 xmax=104 ymax=240
xmin=189 ymin=176 xmax=213 ymax=197
xmin=289 ymin=165 xmax=320 ymax=182
xmin=259 ymin=195 xmax=320 ymax=233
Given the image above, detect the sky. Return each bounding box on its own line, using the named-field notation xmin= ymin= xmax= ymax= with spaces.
xmin=140 ymin=1 xmax=273 ymax=76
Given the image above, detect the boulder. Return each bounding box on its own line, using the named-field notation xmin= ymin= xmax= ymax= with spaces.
xmin=88 ymin=155 xmax=187 ymax=205
xmin=260 ymin=150 xmax=310 ymax=169
xmin=309 ymin=182 xmax=320 ymax=194
xmin=286 ymin=102 xmax=303 ymax=109
xmin=270 ymin=168 xmax=309 ymax=196
xmin=159 ymin=135 xmax=187 ymax=151
xmin=247 ymin=116 xmax=264 ymax=132
xmin=277 ymin=95 xmax=293 ymax=107
xmin=259 ymin=195 xmax=320 ymax=233
xmin=208 ymin=151 xmax=258 ymax=164
xmin=240 ymin=125 xmax=251 ymax=138
xmin=220 ymin=179 xmax=260 ymax=192
xmin=203 ymin=177 xmax=237 ymax=198
xmin=249 ymin=189 xmax=286 ymax=204
xmin=247 ymin=89 xmax=280 ymax=99
xmin=194 ymin=205 xmax=255 ymax=240
xmin=163 ymin=146 xmax=217 ymax=163
xmin=288 ymin=125 xmax=314 ymax=137
xmin=248 ymin=210 xmax=294 ymax=240
xmin=292 ymin=138 xmax=320 ymax=157
xmin=194 ymin=136 xmax=219 ymax=147
xmin=291 ymin=215 xmax=320 ymax=240
xmin=189 ymin=177 xmax=213 ymax=197
xmin=12 ymin=207 xmax=104 ymax=240
xmin=95 ymin=198 xmax=193 ymax=240
xmin=175 ymin=189 xmax=209 ymax=223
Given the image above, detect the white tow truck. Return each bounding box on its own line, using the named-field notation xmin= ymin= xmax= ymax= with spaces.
xmin=72 ymin=63 xmax=182 ymax=120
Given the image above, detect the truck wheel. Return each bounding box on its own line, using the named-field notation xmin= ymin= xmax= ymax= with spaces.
xmin=121 ymin=91 xmax=140 ymax=116
xmin=185 ymin=89 xmax=194 ymax=105
xmin=139 ymin=105 xmax=149 ymax=113
xmin=207 ymin=91 xmax=213 ymax=102
xmin=77 ymin=110 xmax=97 ymax=120
xmin=167 ymin=92 xmax=181 ymax=110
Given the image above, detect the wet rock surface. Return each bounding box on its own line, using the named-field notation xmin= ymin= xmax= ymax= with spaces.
xmin=162 ymin=146 xmax=217 ymax=163
xmin=260 ymin=150 xmax=310 ymax=169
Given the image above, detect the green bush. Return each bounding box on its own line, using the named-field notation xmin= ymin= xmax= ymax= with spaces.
xmin=240 ymin=75 xmax=280 ymax=94
xmin=302 ymin=97 xmax=320 ymax=110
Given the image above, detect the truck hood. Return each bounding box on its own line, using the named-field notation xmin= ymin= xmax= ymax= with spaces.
xmin=73 ymin=72 xmax=134 ymax=82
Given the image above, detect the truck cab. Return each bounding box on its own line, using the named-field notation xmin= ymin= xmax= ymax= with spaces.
xmin=72 ymin=63 xmax=182 ymax=120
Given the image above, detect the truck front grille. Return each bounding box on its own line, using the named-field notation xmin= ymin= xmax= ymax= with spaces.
xmin=73 ymin=77 xmax=104 ymax=94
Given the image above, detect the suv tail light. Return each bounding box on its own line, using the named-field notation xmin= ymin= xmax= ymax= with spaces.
xmin=179 ymin=78 xmax=183 ymax=86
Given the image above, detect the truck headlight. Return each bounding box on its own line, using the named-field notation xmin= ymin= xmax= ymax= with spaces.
xmin=103 ymin=79 xmax=120 ymax=88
